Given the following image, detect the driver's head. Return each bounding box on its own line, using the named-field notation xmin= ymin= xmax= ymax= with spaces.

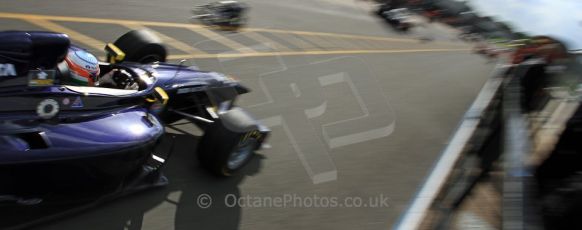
xmin=63 ymin=48 xmax=100 ymax=86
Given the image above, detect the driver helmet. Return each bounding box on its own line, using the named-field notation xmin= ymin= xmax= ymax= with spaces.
xmin=63 ymin=48 xmax=100 ymax=86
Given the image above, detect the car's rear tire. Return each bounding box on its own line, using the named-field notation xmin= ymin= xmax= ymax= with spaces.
xmin=112 ymin=29 xmax=167 ymax=63
xmin=197 ymin=107 xmax=264 ymax=176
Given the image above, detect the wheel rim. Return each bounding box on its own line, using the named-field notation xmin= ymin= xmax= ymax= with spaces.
xmin=227 ymin=138 xmax=256 ymax=170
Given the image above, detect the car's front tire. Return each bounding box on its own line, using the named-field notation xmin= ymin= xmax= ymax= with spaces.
xmin=196 ymin=107 xmax=265 ymax=176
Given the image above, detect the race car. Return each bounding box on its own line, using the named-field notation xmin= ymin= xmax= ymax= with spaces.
xmin=376 ymin=7 xmax=413 ymax=32
xmin=191 ymin=0 xmax=249 ymax=30
xmin=0 ymin=29 xmax=268 ymax=227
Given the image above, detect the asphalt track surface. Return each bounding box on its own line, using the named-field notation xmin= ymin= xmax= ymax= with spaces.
xmin=0 ymin=0 xmax=494 ymax=229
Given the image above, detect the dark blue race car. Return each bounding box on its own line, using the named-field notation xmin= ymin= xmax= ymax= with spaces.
xmin=0 ymin=30 xmax=269 ymax=225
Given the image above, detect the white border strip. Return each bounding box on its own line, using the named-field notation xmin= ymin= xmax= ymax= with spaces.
xmin=395 ymin=74 xmax=504 ymax=230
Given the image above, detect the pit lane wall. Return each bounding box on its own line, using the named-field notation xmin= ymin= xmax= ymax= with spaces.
xmin=397 ymin=52 xmax=582 ymax=229
xmin=395 ymin=63 xmax=510 ymax=230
